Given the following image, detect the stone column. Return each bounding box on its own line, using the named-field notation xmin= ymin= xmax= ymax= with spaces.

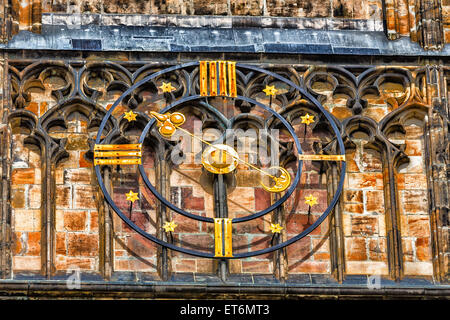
xmin=424 ymin=64 xmax=449 ymax=282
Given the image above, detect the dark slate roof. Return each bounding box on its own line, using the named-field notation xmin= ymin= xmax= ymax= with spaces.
xmin=1 ymin=14 xmax=449 ymax=56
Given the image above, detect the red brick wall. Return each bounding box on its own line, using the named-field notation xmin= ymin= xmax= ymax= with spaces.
xmin=343 ymin=146 xmax=388 ymax=275
xmin=6 ymin=62 xmax=439 ymax=282
xmin=396 ymin=120 xmax=433 ymax=275
xmin=304 ymin=68 xmax=435 ymax=277
xmin=11 ymin=141 xmax=42 ymax=271
xmin=53 ymin=113 xmax=100 ymax=271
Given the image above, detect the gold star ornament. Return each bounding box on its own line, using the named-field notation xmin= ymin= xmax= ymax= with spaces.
xmin=124 ymin=110 xmax=138 ymax=122
xmin=162 ymin=221 xmax=177 ymax=232
xmin=125 ymin=190 xmax=139 ymax=203
xmin=159 ymin=82 xmax=176 ymax=93
xmin=305 ymin=194 xmax=318 ymax=207
xmin=301 ymin=113 xmax=315 ymax=125
xmin=263 ymin=85 xmax=278 ymax=96
xmin=270 ymin=223 xmax=283 ymax=234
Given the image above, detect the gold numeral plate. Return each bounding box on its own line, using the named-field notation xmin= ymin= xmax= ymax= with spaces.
xmin=94 ymin=144 xmax=142 ymax=166
xmin=200 ymin=61 xmax=237 ymax=98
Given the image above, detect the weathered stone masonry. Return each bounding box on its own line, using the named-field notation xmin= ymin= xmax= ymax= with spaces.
xmin=0 ymin=0 xmax=448 ymax=299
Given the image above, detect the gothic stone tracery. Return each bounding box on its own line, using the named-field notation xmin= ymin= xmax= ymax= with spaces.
xmin=1 ymin=60 xmax=447 ymax=285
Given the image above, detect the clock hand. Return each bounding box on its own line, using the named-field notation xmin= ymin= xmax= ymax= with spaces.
xmin=150 ymin=111 xmax=277 ymax=180
xmin=150 ymin=111 xmax=292 ymax=192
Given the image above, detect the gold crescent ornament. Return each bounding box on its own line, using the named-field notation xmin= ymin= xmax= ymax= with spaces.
xmin=260 ymin=166 xmax=291 ymax=193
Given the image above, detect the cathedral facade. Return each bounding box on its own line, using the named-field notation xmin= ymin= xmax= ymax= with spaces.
xmin=0 ymin=0 xmax=448 ymax=299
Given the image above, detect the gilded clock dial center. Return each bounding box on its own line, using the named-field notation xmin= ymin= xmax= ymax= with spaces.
xmin=201 ymin=144 xmax=239 ymax=174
